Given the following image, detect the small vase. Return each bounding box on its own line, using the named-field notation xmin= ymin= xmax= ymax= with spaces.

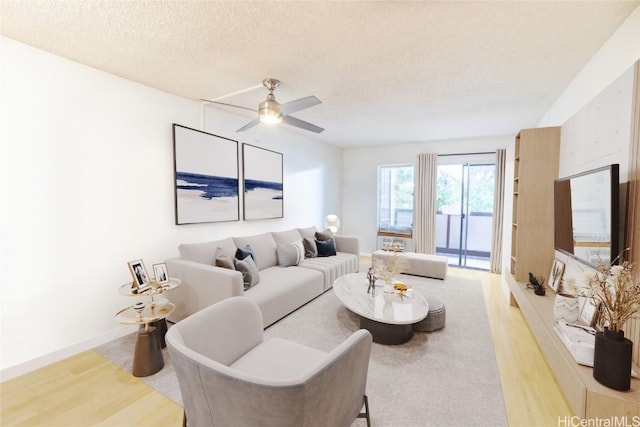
xmin=593 ymin=327 xmax=633 ymax=391
xmin=383 ymin=283 xmax=395 ymax=303
xmin=553 ymin=293 xmax=580 ymax=323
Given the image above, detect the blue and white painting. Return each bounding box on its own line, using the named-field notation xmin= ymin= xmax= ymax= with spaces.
xmin=242 ymin=144 xmax=283 ymax=220
xmin=173 ymin=124 xmax=239 ymax=224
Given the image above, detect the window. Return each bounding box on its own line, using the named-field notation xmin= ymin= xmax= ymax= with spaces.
xmin=377 ymin=164 xmax=414 ymax=236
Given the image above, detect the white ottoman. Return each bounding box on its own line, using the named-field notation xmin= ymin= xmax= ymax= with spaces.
xmin=372 ymin=250 xmax=448 ymax=280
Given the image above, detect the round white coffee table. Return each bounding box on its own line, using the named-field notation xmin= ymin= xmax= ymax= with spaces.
xmin=333 ymin=273 xmax=429 ymax=344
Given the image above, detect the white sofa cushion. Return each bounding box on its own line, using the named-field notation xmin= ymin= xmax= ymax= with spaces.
xmin=179 ymin=238 xmax=238 ymax=265
xmin=233 ymin=233 xmax=278 ymax=271
xmin=300 ymin=252 xmax=359 ymax=291
xmin=271 ymin=229 xmax=303 ymax=245
xmin=230 ymin=338 xmax=326 ymax=380
xmin=371 ymin=250 xmax=448 ymax=280
xmin=245 ymin=266 xmax=323 ymax=327
xmin=297 ymin=226 xmax=318 ymax=239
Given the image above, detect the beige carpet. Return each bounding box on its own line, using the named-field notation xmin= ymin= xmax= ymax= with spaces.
xmin=97 ymin=274 xmax=507 ymax=427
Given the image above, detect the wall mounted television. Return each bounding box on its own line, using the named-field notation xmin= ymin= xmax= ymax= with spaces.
xmin=554 ymin=164 xmax=620 ymax=268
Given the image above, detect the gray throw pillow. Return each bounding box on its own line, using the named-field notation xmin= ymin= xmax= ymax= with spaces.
xmin=303 ymin=237 xmax=318 ymax=258
xmin=233 ymin=255 xmax=260 ymax=290
xmin=315 ymin=229 xmax=334 ymax=241
xmin=214 ymin=247 xmax=236 ymax=270
xmin=277 ymin=241 xmax=304 ymax=267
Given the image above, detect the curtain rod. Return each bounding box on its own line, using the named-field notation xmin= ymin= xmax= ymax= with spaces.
xmin=437 ymin=151 xmax=496 ymax=157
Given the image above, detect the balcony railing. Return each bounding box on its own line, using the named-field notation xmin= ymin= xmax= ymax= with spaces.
xmin=379 ymin=209 xmax=492 ymax=267
xmin=436 ymin=211 xmax=492 ymax=258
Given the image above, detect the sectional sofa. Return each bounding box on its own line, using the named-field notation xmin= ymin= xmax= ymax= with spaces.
xmin=165 ymin=226 xmax=360 ymax=327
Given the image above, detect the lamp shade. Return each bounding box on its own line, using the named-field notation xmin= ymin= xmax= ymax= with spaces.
xmin=324 ymin=214 xmax=340 ymax=233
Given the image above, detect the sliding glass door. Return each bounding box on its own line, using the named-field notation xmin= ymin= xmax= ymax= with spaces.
xmin=436 ymin=163 xmax=495 ymax=269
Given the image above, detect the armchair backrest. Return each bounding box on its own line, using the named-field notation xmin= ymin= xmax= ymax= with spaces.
xmin=167 ymin=296 xmax=263 ymax=366
xmin=167 ymin=296 xmax=373 ymax=427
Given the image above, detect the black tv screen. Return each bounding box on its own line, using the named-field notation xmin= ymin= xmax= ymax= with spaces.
xmin=553 ymin=164 xmax=620 ymax=268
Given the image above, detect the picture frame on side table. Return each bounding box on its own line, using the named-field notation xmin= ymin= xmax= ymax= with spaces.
xmin=153 ymin=263 xmax=169 ymax=284
xmin=549 ymin=259 xmax=565 ymax=292
xmin=128 ymin=259 xmax=151 ymax=292
xmin=242 ymin=143 xmax=283 ymax=220
xmin=173 ymin=124 xmax=240 ymax=225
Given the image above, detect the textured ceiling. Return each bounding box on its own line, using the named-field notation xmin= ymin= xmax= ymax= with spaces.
xmin=1 ymin=1 xmax=638 ymax=147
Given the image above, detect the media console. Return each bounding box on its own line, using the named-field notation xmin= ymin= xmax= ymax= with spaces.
xmin=503 ymin=272 xmax=640 ymax=418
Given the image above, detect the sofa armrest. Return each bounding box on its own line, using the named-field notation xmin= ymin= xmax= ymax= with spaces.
xmin=334 ymin=235 xmax=359 ymax=256
xmin=165 ymin=258 xmax=244 ymax=322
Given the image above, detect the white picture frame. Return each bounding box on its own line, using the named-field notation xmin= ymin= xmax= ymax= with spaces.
xmin=153 ymin=262 xmax=169 ymax=284
xmin=580 ymin=298 xmax=599 ymax=327
xmin=128 ymin=259 xmax=151 ymax=292
xmin=549 ymin=259 xmax=565 ymax=293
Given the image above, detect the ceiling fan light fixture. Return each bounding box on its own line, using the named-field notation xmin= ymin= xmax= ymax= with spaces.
xmin=259 ymin=110 xmax=282 ymax=124
xmin=258 ymin=95 xmax=282 ymax=124
xmin=217 ymin=77 xmax=322 ymax=133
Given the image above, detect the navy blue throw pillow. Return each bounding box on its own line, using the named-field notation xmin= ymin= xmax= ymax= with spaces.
xmin=315 ymin=238 xmax=337 ymax=257
xmin=235 ymin=244 xmax=256 ymax=264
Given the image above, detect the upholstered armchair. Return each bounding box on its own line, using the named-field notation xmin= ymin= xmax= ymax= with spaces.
xmin=166 ymin=296 xmax=373 ymax=427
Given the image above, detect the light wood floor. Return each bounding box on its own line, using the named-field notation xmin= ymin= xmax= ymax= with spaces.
xmin=1 ymin=267 xmax=573 ymax=426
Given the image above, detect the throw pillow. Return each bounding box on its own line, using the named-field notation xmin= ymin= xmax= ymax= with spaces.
xmin=277 ymin=241 xmax=304 ymax=267
xmin=235 ymin=244 xmax=257 ymax=264
xmin=233 ymin=255 xmax=260 ymax=290
xmin=316 ymin=238 xmax=337 ymax=257
xmin=303 ymin=237 xmax=318 ymax=258
xmin=315 ymin=229 xmax=334 ymax=241
xmin=214 ymin=247 xmax=236 ymax=270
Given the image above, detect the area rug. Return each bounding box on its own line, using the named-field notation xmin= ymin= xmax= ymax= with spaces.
xmin=96 ymin=274 xmax=507 ymax=427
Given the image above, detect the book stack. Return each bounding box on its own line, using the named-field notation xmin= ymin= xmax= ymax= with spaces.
xmin=553 ymin=320 xmax=595 ymax=367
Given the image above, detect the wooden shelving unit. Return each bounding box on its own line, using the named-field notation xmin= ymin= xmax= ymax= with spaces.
xmin=504 ymin=272 xmax=640 ymax=417
xmin=509 ymin=127 xmax=561 ymax=282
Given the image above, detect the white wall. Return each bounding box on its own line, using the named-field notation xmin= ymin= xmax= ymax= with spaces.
xmin=552 ymin=64 xmax=635 ymax=288
xmin=559 ymin=66 xmax=634 ymax=180
xmin=342 ymin=136 xmax=512 ymax=253
xmin=538 ymin=7 xmax=640 ymax=130
xmin=538 ymin=7 xmax=639 ymax=276
xmin=0 ymin=37 xmax=342 ymax=379
xmin=500 ymin=8 xmax=640 ymax=297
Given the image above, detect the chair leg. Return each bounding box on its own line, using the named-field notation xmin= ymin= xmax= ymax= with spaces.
xmin=357 ymin=395 xmax=371 ymax=427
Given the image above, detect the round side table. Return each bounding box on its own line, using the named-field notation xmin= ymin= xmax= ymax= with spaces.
xmin=115 ymin=303 xmax=175 ymax=377
xmin=118 ymin=278 xmax=181 ymax=348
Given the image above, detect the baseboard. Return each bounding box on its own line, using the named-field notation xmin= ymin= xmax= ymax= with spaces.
xmin=0 ymin=326 xmax=135 ymax=383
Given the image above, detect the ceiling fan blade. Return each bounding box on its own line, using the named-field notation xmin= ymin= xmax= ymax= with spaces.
xmin=281 ymin=115 xmax=324 ymax=133
xmin=201 ymin=99 xmax=256 ymax=113
xmin=279 ymin=96 xmax=321 ymax=116
xmin=237 ymin=118 xmax=261 ymax=132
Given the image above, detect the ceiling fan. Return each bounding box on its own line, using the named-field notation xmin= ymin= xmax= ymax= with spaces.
xmin=202 ymin=78 xmax=324 ymax=134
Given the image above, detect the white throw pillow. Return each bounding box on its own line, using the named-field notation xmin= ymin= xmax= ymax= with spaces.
xmin=277 ymin=241 xmax=304 ymax=267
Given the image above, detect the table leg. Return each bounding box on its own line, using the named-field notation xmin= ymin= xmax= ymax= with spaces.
xmin=132 ymin=325 xmax=164 ymax=377
xmin=151 ymin=319 xmax=168 ymax=348
xmin=359 ymin=317 xmax=414 ymax=345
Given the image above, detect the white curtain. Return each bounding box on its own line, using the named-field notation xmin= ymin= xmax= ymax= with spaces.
xmin=489 ymin=149 xmax=506 ymax=273
xmin=413 ymin=153 xmax=438 ymax=254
